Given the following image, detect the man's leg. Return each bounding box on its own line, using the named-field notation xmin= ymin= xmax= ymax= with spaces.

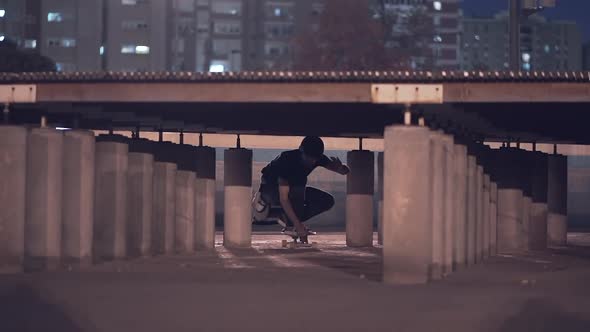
xmin=300 ymin=186 xmax=335 ymax=222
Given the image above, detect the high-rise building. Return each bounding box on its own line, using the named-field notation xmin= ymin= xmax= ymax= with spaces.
xmin=0 ymin=0 xmax=40 ymax=50
xmin=381 ymin=0 xmax=462 ymax=70
xmin=582 ymin=42 xmax=590 ymax=71
xmin=462 ymin=12 xmax=582 ymax=71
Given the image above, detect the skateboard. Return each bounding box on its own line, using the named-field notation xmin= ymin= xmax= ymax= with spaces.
xmin=281 ymin=231 xmax=317 ymax=249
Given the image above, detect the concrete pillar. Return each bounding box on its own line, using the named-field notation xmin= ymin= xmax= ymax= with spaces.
xmin=93 ymin=135 xmax=128 ymax=261
xmin=62 ymin=130 xmax=95 ymax=266
xmin=127 ymin=139 xmax=154 ymax=257
xmin=496 ymin=148 xmax=525 ymax=253
xmin=520 ymin=151 xmax=533 ymax=251
xmin=466 ymin=151 xmax=477 ymax=265
xmin=25 ymin=128 xmax=63 ymax=270
xmin=194 ymin=146 xmax=216 ymax=250
xmin=482 ymin=174 xmax=491 ymax=259
xmin=430 ymin=133 xmax=446 ymax=280
xmin=0 ymin=126 xmax=27 ymax=273
xmin=452 ymin=143 xmax=468 ymax=270
xmin=152 ymin=142 xmax=177 ymax=255
xmin=547 ymin=154 xmax=568 ymax=246
xmin=383 ymin=125 xmax=433 ymax=285
xmin=346 ymin=150 xmax=374 ymax=248
xmin=490 ymin=181 xmax=498 ymax=255
xmin=377 ymin=152 xmax=384 ymax=245
xmin=530 ymin=152 xmax=549 ymax=251
xmin=223 ymin=148 xmax=253 ymax=248
xmin=175 ymin=145 xmax=196 ymax=253
xmin=442 ymin=134 xmax=454 ymax=275
xmin=475 ymin=162 xmax=484 ymax=262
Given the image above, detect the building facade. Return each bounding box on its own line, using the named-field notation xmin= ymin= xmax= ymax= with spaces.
xmin=462 ymin=12 xmax=582 ymax=71
xmin=0 ymin=0 xmax=40 ymax=50
xmin=582 ymin=42 xmax=590 ymax=71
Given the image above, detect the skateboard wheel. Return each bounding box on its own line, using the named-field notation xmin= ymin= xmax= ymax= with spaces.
xmin=281 ymin=240 xmax=288 ymax=248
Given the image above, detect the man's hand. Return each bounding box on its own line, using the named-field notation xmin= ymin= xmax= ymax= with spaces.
xmin=329 ymin=156 xmax=350 ymax=175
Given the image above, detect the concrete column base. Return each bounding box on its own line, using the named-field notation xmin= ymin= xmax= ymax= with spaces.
xmin=93 ymin=139 xmax=128 ymax=261
xmin=547 ymin=213 xmax=567 ymax=246
xmin=497 ymin=189 xmax=524 ymax=253
xmin=127 ymin=152 xmax=154 ymax=257
xmin=383 ymin=126 xmax=433 ymax=285
xmin=175 ymin=171 xmax=196 ymax=253
xmin=346 ymin=195 xmax=374 ymax=247
xmin=452 ymin=144 xmax=468 ymax=270
xmin=442 ymin=135 xmax=454 ymax=275
xmin=62 ymin=130 xmax=95 ymax=264
xmin=529 ymin=202 xmax=549 ymax=250
xmin=521 ymin=196 xmax=532 ymax=251
xmin=475 ymin=165 xmax=484 ymax=263
xmin=466 ymin=155 xmax=477 ymax=265
xmin=152 ymin=162 xmax=177 ymax=255
xmin=377 ymin=200 xmax=383 ymax=246
xmin=223 ymin=148 xmax=253 ymax=249
xmin=490 ymin=182 xmax=498 ymax=255
xmin=483 ymin=175 xmax=491 ymax=259
xmin=195 ymin=178 xmax=216 ymax=250
xmin=25 ymin=128 xmax=64 ymax=271
xmin=430 ymin=132 xmax=445 ymax=280
xmin=0 ymin=126 xmax=27 ymax=273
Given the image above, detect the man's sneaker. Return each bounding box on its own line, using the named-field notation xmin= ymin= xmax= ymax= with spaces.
xmin=281 ymin=227 xmax=298 ymax=237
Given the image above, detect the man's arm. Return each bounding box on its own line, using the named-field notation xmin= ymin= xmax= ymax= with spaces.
xmin=278 ymin=178 xmax=307 ymax=235
xmin=321 ymin=156 xmax=350 ymax=175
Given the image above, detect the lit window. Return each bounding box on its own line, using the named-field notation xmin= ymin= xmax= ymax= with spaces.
xmin=209 ymin=64 xmax=225 ymax=72
xmin=433 ymin=35 xmax=442 ymax=43
xmin=135 ymin=45 xmax=150 ymax=54
xmin=522 ymin=52 xmax=531 ymax=63
xmin=0 ymin=9 xmax=5 ymax=18
xmin=0 ymin=35 xmax=4 ymax=42
xmin=47 ymin=12 xmax=63 ymax=22
xmin=100 ymin=46 xmax=105 ymax=55
xmin=433 ymin=1 xmax=442 ymax=11
xmin=122 ymin=0 xmax=137 ymax=5
xmin=61 ymin=38 xmax=76 ymax=47
xmin=274 ymin=8 xmax=281 ymax=16
xmin=24 ymin=39 xmax=37 ymax=48
xmin=544 ymin=44 xmax=550 ymax=53
xmin=474 ymin=35 xmax=480 ymax=41
xmin=523 ymin=63 xmax=531 ymax=71
xmin=121 ymin=45 xmax=135 ymax=54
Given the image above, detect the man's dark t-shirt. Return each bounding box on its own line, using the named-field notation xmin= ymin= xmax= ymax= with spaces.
xmin=261 ymin=149 xmax=331 ymax=187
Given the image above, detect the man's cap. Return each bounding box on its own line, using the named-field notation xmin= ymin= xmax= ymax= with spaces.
xmin=300 ymin=136 xmax=324 ymax=158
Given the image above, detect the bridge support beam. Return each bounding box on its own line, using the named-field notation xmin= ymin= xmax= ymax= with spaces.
xmin=0 ymin=126 xmax=27 ymax=273
xmin=530 ymin=152 xmax=549 ymax=251
xmin=194 ymin=146 xmax=217 ymax=250
xmin=383 ymin=125 xmax=433 ymax=285
xmin=25 ymin=128 xmax=63 ymax=271
xmin=452 ymin=143 xmax=468 ymax=270
xmin=547 ymin=154 xmax=568 ymax=247
xmin=346 ymin=150 xmax=374 ymax=248
xmin=224 ymin=148 xmax=253 ymax=248
xmin=127 ymin=139 xmax=154 ymax=257
xmin=62 ymin=130 xmax=95 ymax=266
xmin=93 ymin=135 xmax=128 ymax=261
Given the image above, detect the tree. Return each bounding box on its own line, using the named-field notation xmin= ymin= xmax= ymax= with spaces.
xmin=292 ymin=0 xmax=406 ymax=71
xmin=0 ymin=38 xmax=56 ymax=72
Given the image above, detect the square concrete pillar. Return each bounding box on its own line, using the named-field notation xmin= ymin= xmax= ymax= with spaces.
xmin=223 ymin=148 xmax=253 ymax=248
xmin=490 ymin=181 xmax=498 ymax=255
xmin=94 ymin=135 xmax=128 ymax=261
xmin=495 ymin=148 xmax=525 ymax=254
xmin=152 ymin=142 xmax=178 ymax=255
xmin=0 ymin=126 xmax=27 ymax=273
xmin=62 ymin=130 xmax=95 ymax=266
xmin=127 ymin=139 xmax=154 ymax=257
xmin=377 ymin=152 xmax=384 ymax=245
xmin=482 ymin=175 xmax=491 ymax=259
xmin=547 ymin=154 xmax=568 ymax=246
xmin=442 ymin=134 xmax=454 ymax=275
xmin=530 ymin=152 xmax=549 ymax=251
xmin=452 ymin=143 xmax=468 ymax=270
xmin=475 ymin=164 xmax=484 ymax=262
xmin=194 ymin=146 xmax=216 ymax=250
xmin=383 ymin=125 xmax=433 ymax=285
xmin=25 ymin=128 xmax=64 ymax=271
xmin=430 ymin=132 xmax=446 ymax=280
xmin=466 ymin=152 xmax=477 ymax=265
xmin=346 ymin=150 xmax=374 ymax=248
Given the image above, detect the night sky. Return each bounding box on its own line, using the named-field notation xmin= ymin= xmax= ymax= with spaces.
xmin=462 ymin=0 xmax=590 ymax=42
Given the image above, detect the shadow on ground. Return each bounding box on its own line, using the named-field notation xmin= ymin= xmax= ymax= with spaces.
xmin=500 ymin=298 xmax=590 ymax=332
xmin=0 ymin=281 xmax=91 ymax=332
